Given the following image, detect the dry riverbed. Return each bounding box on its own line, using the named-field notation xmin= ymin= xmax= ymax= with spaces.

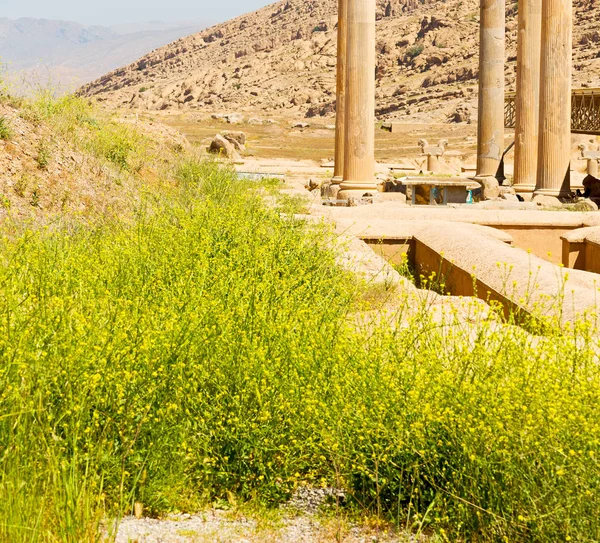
xmin=112 ymin=488 xmax=428 ymax=542
xmin=113 ymin=510 xmax=424 ymax=543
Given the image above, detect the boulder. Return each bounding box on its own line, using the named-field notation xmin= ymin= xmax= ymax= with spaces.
xmin=222 ymin=131 xmax=247 ymax=152
xmin=447 ymin=106 xmax=471 ymax=124
xmin=499 ymin=185 xmax=517 ymax=201
xmin=308 ymin=178 xmax=323 ymax=191
xmin=477 ymin=176 xmax=500 ymax=200
xmin=208 ymin=134 xmax=241 ymax=160
xmin=225 ymin=113 xmax=244 ymax=124
xmin=222 ymin=131 xmax=246 ymax=145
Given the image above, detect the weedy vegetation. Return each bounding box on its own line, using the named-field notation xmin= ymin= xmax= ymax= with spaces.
xmin=36 ymin=138 xmax=51 ymax=170
xmin=405 ymin=44 xmax=425 ymax=60
xmin=0 ymin=92 xmax=599 ymax=543
xmin=0 ymin=116 xmax=11 ymax=140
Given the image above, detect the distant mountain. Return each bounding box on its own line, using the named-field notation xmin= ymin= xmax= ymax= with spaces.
xmin=79 ymin=0 xmax=600 ymax=123
xmin=108 ymin=20 xmax=209 ymax=35
xmin=0 ymin=17 xmax=210 ymax=92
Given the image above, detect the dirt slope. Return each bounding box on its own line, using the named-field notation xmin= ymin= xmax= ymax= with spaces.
xmin=80 ymin=0 xmax=600 ymax=123
xmin=0 ymin=98 xmax=188 ymax=218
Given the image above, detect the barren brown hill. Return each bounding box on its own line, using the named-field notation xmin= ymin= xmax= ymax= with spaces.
xmin=80 ymin=0 xmax=600 ymax=123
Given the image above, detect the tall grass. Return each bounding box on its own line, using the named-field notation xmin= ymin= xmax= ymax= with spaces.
xmin=0 ymin=98 xmax=599 ymax=541
xmin=20 ymin=92 xmax=152 ymax=173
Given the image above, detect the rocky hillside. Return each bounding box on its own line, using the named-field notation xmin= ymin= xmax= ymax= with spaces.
xmin=80 ymin=0 xmax=600 ymax=123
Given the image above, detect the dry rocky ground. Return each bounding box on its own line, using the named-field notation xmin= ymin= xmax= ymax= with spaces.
xmin=113 ymin=489 xmax=427 ymax=543
xmin=80 ymin=0 xmax=600 ymax=123
xmin=0 ymin=99 xmax=189 ymax=218
xmin=162 ymin=115 xmax=479 ymax=164
xmin=0 ymin=100 xmax=121 ymax=217
xmin=114 ymin=511 xmax=422 ymax=543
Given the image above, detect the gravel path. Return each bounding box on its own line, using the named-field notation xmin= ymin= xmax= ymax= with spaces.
xmin=113 ymin=510 xmax=422 ymax=543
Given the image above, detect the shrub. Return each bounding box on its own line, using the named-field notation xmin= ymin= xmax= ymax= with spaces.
xmin=13 ymin=174 xmax=29 ymax=197
xmin=1 ymin=161 xmax=599 ymax=543
xmin=0 ymin=116 xmax=11 ymax=140
xmin=23 ymin=92 xmax=96 ymax=134
xmin=36 ymin=139 xmax=51 ymax=170
xmin=406 ymin=44 xmax=425 ymax=59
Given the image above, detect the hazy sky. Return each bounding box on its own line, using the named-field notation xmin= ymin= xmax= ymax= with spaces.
xmin=0 ymin=0 xmax=275 ymax=26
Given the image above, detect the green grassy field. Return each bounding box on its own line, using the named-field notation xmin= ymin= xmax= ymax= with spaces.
xmin=1 ymin=94 xmax=599 ymax=543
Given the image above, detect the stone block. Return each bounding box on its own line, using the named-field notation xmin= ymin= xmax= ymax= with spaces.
xmin=477 ymin=177 xmax=500 ymax=200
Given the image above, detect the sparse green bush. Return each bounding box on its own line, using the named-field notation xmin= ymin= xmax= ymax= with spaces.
xmin=13 ymin=174 xmax=29 ymax=197
xmin=88 ymin=122 xmax=138 ymax=170
xmin=406 ymin=44 xmax=425 ymax=59
xmin=0 ymin=116 xmax=11 ymax=140
xmin=36 ymin=139 xmax=51 ymax=170
xmin=30 ymin=187 xmax=41 ymax=208
xmin=1 ymin=163 xmax=599 ymax=542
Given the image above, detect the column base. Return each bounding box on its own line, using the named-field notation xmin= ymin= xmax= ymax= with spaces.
xmin=339 ymin=181 xmax=379 ymax=192
xmin=533 ymin=188 xmax=572 ymax=199
xmin=513 ymin=184 xmax=536 ymax=195
xmin=337 ymin=185 xmax=379 ymax=206
xmin=331 ymin=175 xmax=343 ymax=185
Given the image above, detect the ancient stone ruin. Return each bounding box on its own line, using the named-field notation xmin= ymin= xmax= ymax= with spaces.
xmin=332 ymin=0 xmax=578 ymax=205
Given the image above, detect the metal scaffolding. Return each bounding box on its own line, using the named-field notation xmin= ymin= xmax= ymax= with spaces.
xmin=505 ymin=89 xmax=600 ymax=135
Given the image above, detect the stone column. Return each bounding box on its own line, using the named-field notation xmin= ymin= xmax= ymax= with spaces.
xmin=332 ymin=0 xmax=348 ymax=185
xmin=427 ymin=154 xmax=439 ymax=173
xmin=338 ymin=0 xmax=378 ymax=201
xmin=476 ymin=0 xmax=506 ymax=181
xmin=513 ymin=0 xmax=542 ymax=194
xmin=534 ymin=0 xmax=573 ymax=199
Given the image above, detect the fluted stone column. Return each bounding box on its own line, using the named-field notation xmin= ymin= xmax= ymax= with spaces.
xmin=513 ymin=0 xmax=542 ymax=193
xmin=332 ymin=0 xmax=348 ymax=185
xmin=534 ymin=0 xmax=572 ymax=198
xmin=476 ymin=0 xmax=506 ymax=180
xmin=338 ymin=0 xmax=378 ymax=201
